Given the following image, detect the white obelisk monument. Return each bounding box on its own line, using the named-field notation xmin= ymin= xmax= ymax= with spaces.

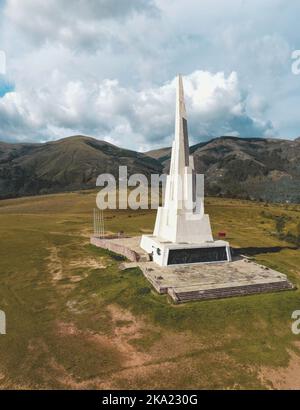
xmin=140 ymin=75 xmax=231 ymax=266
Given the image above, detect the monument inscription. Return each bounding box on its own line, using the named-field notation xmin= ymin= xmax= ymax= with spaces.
xmin=167 ymin=247 xmax=228 ymax=265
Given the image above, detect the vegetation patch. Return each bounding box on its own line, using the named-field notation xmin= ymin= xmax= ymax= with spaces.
xmin=0 ymin=192 xmax=299 ymax=388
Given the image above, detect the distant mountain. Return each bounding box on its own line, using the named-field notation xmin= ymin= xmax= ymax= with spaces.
xmin=0 ymin=135 xmax=299 ymax=202
xmin=146 ymin=136 xmax=300 ymax=203
xmin=0 ymin=135 xmax=162 ymax=199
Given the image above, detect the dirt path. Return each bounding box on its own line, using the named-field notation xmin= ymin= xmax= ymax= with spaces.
xmin=47 ymin=246 xmax=63 ymax=281
xmin=260 ymin=347 xmax=300 ymax=389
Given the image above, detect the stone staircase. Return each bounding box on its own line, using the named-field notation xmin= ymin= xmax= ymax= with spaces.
xmin=168 ymin=280 xmax=294 ymax=304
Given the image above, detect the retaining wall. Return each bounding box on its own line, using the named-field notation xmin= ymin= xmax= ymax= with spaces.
xmin=90 ymin=236 xmax=140 ymax=262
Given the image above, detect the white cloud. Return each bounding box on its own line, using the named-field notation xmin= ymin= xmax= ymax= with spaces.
xmin=0 ymin=0 xmax=299 ymax=146
xmin=0 ymin=70 xmax=274 ymax=149
xmin=185 ymin=71 xmax=274 ymax=140
xmin=4 ymin=0 xmax=157 ymax=50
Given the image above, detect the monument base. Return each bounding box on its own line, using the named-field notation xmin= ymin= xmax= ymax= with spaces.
xmin=137 ymin=259 xmax=294 ymax=304
xmin=90 ymin=235 xmax=294 ymax=303
xmin=140 ymin=235 xmax=231 ymax=266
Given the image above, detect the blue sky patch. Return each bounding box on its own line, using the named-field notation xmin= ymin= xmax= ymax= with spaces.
xmin=0 ymin=76 xmax=14 ymax=97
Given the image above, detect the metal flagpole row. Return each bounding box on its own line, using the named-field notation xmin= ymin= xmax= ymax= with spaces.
xmin=101 ymin=209 xmax=105 ymax=238
xmin=93 ymin=208 xmax=95 ymax=236
xmin=99 ymin=208 xmax=102 ymax=238
xmin=98 ymin=208 xmax=101 ymax=237
xmin=94 ymin=208 xmax=105 ymax=238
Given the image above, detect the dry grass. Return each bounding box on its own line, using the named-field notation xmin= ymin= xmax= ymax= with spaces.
xmin=0 ymin=191 xmax=299 ymax=389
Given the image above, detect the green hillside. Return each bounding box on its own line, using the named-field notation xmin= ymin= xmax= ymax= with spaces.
xmin=147 ymin=136 xmax=300 ymax=203
xmin=0 ymin=135 xmax=162 ymax=199
xmin=0 ymin=192 xmax=299 ymax=389
xmin=1 ymin=135 xmax=300 ymax=202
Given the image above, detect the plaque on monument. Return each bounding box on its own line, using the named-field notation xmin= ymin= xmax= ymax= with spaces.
xmin=167 ymin=247 xmax=228 ymax=265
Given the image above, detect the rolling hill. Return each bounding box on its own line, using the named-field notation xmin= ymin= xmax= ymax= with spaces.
xmin=0 ymin=135 xmax=162 ymax=199
xmin=0 ymin=135 xmax=299 ymax=202
xmin=146 ymin=136 xmax=300 ymax=203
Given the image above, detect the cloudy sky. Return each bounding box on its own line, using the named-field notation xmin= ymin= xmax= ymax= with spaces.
xmin=0 ymin=0 xmax=299 ymax=150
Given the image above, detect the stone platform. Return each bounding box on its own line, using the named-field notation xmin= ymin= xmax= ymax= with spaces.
xmin=91 ymin=235 xmax=294 ymax=303
xmin=138 ymin=259 xmax=294 ymax=303
xmin=90 ymin=235 xmax=150 ymax=262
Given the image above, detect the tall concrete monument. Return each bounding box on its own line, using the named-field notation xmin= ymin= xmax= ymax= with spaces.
xmin=141 ymin=75 xmax=231 ymax=266
xmin=92 ymin=74 xmax=293 ymax=302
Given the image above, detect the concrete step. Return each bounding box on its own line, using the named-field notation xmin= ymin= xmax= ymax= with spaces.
xmin=169 ymin=280 xmax=294 ymax=303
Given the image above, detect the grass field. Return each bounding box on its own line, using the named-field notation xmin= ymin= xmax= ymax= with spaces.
xmin=0 ymin=191 xmax=300 ymax=389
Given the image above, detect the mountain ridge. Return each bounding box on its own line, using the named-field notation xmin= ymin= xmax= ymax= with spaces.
xmin=0 ymin=135 xmax=163 ymax=199
xmin=146 ymin=135 xmax=300 ymax=202
xmin=0 ymin=134 xmax=299 ymax=202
